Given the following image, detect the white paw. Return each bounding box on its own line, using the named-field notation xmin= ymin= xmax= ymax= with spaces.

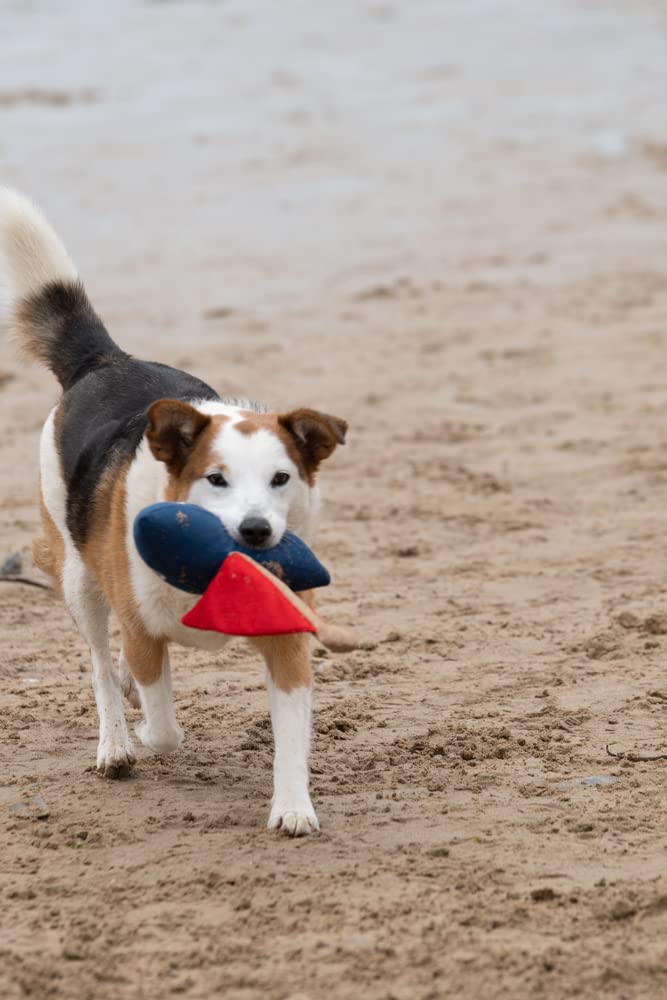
xmin=136 ymin=719 xmax=183 ymax=756
xmin=96 ymin=736 xmax=136 ymax=780
xmin=268 ymin=802 xmax=320 ymax=837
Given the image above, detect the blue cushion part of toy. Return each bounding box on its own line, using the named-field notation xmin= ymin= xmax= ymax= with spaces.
xmin=133 ymin=502 xmax=331 ymax=595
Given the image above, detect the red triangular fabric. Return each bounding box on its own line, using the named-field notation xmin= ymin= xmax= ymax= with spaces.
xmin=181 ymin=553 xmax=317 ymax=637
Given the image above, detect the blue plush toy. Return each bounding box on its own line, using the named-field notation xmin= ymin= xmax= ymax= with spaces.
xmin=133 ymin=502 xmax=356 ymax=650
xmin=134 ymin=502 xmax=330 ymax=595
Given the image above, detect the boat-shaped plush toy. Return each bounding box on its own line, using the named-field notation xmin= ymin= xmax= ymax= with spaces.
xmin=134 ymin=502 xmax=357 ymax=652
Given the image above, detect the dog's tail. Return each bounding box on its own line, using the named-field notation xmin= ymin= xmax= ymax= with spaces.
xmin=0 ymin=188 xmax=122 ymax=390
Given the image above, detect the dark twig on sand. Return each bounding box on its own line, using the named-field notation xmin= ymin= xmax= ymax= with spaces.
xmin=606 ymin=744 xmax=667 ymax=763
xmin=0 ymin=576 xmax=52 ymax=591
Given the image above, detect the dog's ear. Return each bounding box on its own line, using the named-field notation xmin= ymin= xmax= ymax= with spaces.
xmin=146 ymin=399 xmax=211 ymax=473
xmin=279 ymin=408 xmax=347 ymax=476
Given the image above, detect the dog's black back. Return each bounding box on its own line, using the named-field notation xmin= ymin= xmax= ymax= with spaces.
xmin=24 ymin=280 xmax=219 ymax=544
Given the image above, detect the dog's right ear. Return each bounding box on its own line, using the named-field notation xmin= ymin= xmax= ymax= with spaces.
xmin=146 ymin=399 xmax=211 ymax=474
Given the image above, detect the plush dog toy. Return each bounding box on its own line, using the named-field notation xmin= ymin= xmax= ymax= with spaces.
xmin=134 ymin=503 xmax=357 ymax=652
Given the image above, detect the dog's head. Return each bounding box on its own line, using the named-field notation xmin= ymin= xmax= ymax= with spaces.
xmin=145 ymin=400 xmax=347 ymax=548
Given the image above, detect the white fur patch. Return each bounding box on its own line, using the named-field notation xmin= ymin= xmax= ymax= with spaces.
xmin=187 ymin=418 xmax=317 ymax=547
xmin=134 ymin=651 xmax=183 ymax=755
xmin=0 ymin=188 xmax=77 ymax=311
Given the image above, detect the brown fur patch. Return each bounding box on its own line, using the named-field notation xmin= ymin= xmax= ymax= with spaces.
xmin=165 ymin=414 xmax=230 ymax=501
xmin=80 ymin=461 xmax=129 ymax=608
xmin=120 ymin=624 xmax=165 ymax=686
xmin=33 ymin=479 xmax=65 ymax=594
xmin=250 ymin=631 xmax=313 ymax=692
xmin=146 ymin=399 xmax=212 ymax=475
xmin=278 ymin=409 xmax=347 ymax=482
xmin=80 ymin=455 xmax=165 ymax=686
xmin=249 ymin=589 xmax=315 ymax=692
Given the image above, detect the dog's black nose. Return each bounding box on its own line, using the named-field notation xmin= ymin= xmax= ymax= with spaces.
xmin=239 ymin=516 xmax=272 ymax=547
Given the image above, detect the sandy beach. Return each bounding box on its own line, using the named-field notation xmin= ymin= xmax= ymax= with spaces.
xmin=2 ymin=1 xmax=667 ymax=997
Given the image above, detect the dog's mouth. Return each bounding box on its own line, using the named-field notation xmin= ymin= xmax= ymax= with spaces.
xmin=240 ymin=538 xmax=275 ymax=552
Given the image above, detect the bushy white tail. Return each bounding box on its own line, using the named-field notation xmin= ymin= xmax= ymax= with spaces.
xmin=0 ymin=188 xmax=118 ymax=390
xmin=0 ymin=188 xmax=78 ymax=310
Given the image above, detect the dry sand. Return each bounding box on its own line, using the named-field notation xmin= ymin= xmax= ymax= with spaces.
xmin=2 ymin=1 xmax=667 ymax=997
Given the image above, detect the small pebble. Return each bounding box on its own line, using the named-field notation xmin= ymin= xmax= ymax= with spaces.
xmin=610 ymin=900 xmax=637 ymax=921
xmin=0 ymin=552 xmax=22 ymax=576
xmin=531 ymin=887 xmax=558 ymax=902
xmin=396 ymin=545 xmax=419 ymax=558
xmin=427 ymin=846 xmax=450 ymax=858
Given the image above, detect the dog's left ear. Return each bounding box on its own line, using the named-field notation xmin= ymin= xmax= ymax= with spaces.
xmin=279 ymin=408 xmax=347 ymax=475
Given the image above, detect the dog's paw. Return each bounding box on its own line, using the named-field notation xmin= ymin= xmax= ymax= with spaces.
xmin=268 ymin=803 xmax=320 ymax=837
xmin=96 ymin=738 xmax=136 ymax=780
xmin=136 ymin=719 xmax=183 ymax=756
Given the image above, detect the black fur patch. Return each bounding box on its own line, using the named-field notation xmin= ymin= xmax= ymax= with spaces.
xmin=59 ymin=357 xmax=219 ymax=546
xmin=18 ymin=281 xmax=121 ymax=391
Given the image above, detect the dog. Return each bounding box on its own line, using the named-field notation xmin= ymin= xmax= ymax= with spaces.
xmin=0 ymin=189 xmax=346 ymax=836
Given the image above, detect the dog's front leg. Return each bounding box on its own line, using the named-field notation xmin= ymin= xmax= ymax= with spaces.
xmin=252 ymin=632 xmax=319 ymax=836
xmin=121 ymin=627 xmax=183 ymax=757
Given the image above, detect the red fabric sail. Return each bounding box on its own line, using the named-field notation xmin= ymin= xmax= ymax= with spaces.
xmin=181 ymin=552 xmax=317 ymax=637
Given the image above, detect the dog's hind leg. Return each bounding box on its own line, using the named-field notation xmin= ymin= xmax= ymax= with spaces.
xmin=63 ymin=552 xmax=135 ymax=778
xmin=37 ymin=408 xmax=134 ymax=777
xmin=121 ymin=627 xmax=183 ymax=757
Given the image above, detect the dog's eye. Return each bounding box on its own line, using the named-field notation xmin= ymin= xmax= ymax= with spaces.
xmin=271 ymin=472 xmax=290 ymax=488
xmin=206 ymin=472 xmax=228 ymax=488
